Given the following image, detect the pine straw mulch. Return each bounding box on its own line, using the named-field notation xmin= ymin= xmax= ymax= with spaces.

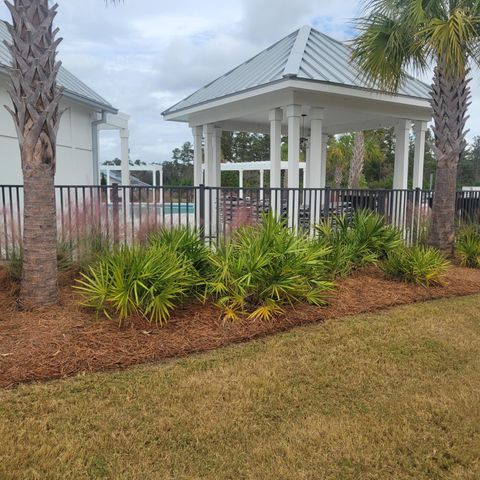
xmin=1 ymin=265 xmax=480 ymax=389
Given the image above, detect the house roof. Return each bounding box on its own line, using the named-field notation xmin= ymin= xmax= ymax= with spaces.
xmin=0 ymin=20 xmax=117 ymax=113
xmin=163 ymin=25 xmax=430 ymax=116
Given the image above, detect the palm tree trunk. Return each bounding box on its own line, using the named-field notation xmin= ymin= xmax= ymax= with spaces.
xmin=5 ymin=0 xmax=63 ymax=307
xmin=348 ymin=132 xmax=365 ymax=189
xmin=428 ymin=65 xmax=470 ymax=255
xmin=334 ymin=165 xmax=343 ymax=188
xmin=22 ymin=152 xmax=58 ymax=306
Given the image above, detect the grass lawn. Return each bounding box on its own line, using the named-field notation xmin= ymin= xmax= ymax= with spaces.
xmin=1 ymin=296 xmax=480 ymax=480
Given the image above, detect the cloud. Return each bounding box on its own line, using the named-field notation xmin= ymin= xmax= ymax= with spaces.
xmin=0 ymin=0 xmax=479 ymax=165
xmin=154 ymin=34 xmax=257 ymax=92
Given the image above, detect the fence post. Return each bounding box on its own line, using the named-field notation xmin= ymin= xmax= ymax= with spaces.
xmin=378 ymin=190 xmax=386 ymax=217
xmin=112 ymin=183 xmax=120 ymax=247
xmin=199 ymin=184 xmax=205 ymax=241
xmin=323 ymin=187 xmax=330 ymax=220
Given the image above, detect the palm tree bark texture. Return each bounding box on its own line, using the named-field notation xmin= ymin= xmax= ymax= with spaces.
xmin=348 ymin=132 xmax=365 ymax=189
xmin=4 ymin=0 xmax=63 ymax=307
xmin=428 ymin=65 xmax=471 ymax=252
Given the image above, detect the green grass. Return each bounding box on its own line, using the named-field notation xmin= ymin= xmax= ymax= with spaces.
xmin=1 ymin=296 xmax=480 ymax=479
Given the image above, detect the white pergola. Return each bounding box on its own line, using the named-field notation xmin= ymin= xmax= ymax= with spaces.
xmin=163 ymin=25 xmax=432 ymax=227
xmin=205 ymin=160 xmax=306 ymax=198
xmin=97 ymin=112 xmax=131 ymax=185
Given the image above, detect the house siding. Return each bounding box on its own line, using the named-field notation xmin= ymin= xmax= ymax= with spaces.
xmin=0 ymin=76 xmax=96 ymax=186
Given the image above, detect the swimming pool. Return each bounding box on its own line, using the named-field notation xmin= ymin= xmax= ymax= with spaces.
xmin=123 ymin=203 xmax=196 ymax=215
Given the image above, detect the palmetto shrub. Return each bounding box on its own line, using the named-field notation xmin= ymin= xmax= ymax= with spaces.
xmin=205 ymin=214 xmax=333 ymax=321
xmin=456 ymin=225 xmax=480 ymax=268
xmin=75 ymin=243 xmax=200 ymax=326
xmin=315 ymin=210 xmax=402 ymax=277
xmin=381 ymin=246 xmax=450 ymax=287
xmin=148 ymin=227 xmax=210 ymax=276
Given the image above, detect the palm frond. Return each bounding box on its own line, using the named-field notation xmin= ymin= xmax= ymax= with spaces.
xmin=353 ymin=0 xmax=480 ymax=86
xmin=352 ymin=11 xmax=424 ymax=91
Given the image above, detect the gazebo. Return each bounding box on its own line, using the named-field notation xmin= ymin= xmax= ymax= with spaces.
xmin=162 ymin=25 xmax=432 ymax=227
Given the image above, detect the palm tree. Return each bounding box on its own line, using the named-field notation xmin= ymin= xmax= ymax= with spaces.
xmin=352 ymin=0 xmax=479 ymax=254
xmin=348 ymin=131 xmax=385 ymax=188
xmin=348 ymin=132 xmax=365 ymax=188
xmin=5 ymin=0 xmax=119 ymax=308
xmin=5 ymin=0 xmax=63 ymax=308
xmin=328 ymin=133 xmax=384 ymax=188
xmin=328 ymin=135 xmax=352 ymax=187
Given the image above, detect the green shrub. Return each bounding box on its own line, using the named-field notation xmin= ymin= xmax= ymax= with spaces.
xmin=75 ymin=244 xmax=200 ymax=325
xmin=148 ymin=227 xmax=210 ymax=275
xmin=381 ymin=246 xmax=450 ymax=286
xmin=456 ymin=225 xmax=480 ymax=268
xmin=205 ymin=214 xmax=334 ymax=321
xmin=315 ymin=210 xmax=402 ymax=277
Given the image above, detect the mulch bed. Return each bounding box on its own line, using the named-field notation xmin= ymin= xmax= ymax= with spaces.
xmin=1 ymin=266 xmax=480 ymax=389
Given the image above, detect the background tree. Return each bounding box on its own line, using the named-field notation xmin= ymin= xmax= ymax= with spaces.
xmin=352 ymin=0 xmax=480 ymax=254
xmin=219 ymin=132 xmax=271 ymax=187
xmin=172 ymin=141 xmax=194 ymax=165
xmin=348 ymin=132 xmax=365 ymax=188
xmin=457 ymin=136 xmax=480 ymax=187
xmin=363 ymin=128 xmax=394 ymax=188
xmin=327 ymin=135 xmax=352 ymax=187
xmin=221 ymin=132 xmax=270 ymax=163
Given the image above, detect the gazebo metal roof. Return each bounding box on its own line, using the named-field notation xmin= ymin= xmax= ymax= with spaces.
xmin=164 ymin=25 xmax=430 ymax=116
xmin=0 ymin=20 xmax=117 ymax=113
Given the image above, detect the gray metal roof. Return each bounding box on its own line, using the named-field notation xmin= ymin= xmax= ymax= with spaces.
xmin=164 ymin=25 xmax=430 ymax=115
xmin=0 ymin=20 xmax=116 ymax=113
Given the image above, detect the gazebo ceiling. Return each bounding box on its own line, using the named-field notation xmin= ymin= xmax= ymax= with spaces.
xmin=163 ymin=25 xmax=432 ymax=135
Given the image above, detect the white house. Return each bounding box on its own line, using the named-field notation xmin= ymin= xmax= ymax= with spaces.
xmin=0 ymin=20 xmax=130 ymax=186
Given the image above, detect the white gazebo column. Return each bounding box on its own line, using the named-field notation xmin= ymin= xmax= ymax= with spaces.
xmin=203 ymin=124 xmax=217 ymax=236
xmin=321 ymin=134 xmax=328 ymax=189
xmin=158 ymin=165 xmax=164 ymax=205
xmin=393 ymin=119 xmax=412 ymax=227
xmin=239 ymin=168 xmax=244 ymax=199
xmin=286 ymin=104 xmax=302 ymax=228
xmin=269 ymin=108 xmax=283 ymax=215
xmin=259 ymin=169 xmax=265 ymax=202
xmin=204 ymin=125 xmax=215 ymax=186
xmin=304 ymin=137 xmax=311 ymax=189
xmin=213 ymin=127 xmax=222 ymax=187
xmin=192 ymin=126 xmax=203 ymax=186
xmin=120 ymin=128 xmax=130 ymax=219
xmin=309 ymin=107 xmax=325 ymax=225
xmin=413 ymin=121 xmax=427 ymax=189
xmin=393 ymin=119 xmax=411 ymax=190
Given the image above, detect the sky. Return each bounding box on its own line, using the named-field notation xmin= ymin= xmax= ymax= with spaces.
xmin=1 ymin=1 xmax=479 ymax=164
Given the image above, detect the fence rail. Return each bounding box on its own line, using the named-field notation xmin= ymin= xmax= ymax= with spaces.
xmin=1 ymin=184 xmax=479 ymax=260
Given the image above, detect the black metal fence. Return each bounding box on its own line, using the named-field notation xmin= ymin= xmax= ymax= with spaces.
xmin=1 ymin=184 xmax=480 ymax=260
